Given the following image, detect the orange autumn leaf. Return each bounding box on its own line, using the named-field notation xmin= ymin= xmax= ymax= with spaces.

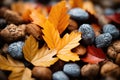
xmin=83 ymin=1 xmax=96 ymax=15
xmin=48 ymin=1 xmax=70 ymax=34
xmin=9 ymin=68 xmax=35 ymax=80
xmin=30 ymin=10 xmax=46 ymax=27
xmin=23 ymin=35 xmax=58 ymax=67
xmin=30 ymin=1 xmax=69 ymax=34
xmin=42 ymin=20 xmax=81 ymax=61
xmin=68 ymin=0 xmax=83 ymax=8
xmin=42 ymin=20 xmax=60 ymax=49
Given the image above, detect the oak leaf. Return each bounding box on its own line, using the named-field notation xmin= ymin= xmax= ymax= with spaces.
xmin=42 ymin=20 xmax=81 ymax=61
xmin=9 ymin=68 xmax=34 ymax=80
xmin=23 ymin=35 xmax=58 ymax=67
xmin=48 ymin=1 xmax=70 ymax=34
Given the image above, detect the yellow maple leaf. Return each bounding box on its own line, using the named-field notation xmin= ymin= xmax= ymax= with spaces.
xmin=9 ymin=68 xmax=35 ymax=80
xmin=48 ymin=1 xmax=70 ymax=34
xmin=31 ymin=45 xmax=58 ymax=67
xmin=42 ymin=20 xmax=81 ymax=61
xmin=23 ymin=35 xmax=58 ymax=67
xmin=57 ymin=31 xmax=81 ymax=61
xmin=0 ymin=55 xmax=24 ymax=71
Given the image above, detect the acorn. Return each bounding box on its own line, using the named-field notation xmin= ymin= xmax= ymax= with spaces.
xmin=32 ymin=66 xmax=52 ymax=80
xmin=0 ymin=24 xmax=26 ymax=43
xmin=107 ymin=46 xmax=117 ymax=59
xmin=26 ymin=23 xmax=43 ymax=40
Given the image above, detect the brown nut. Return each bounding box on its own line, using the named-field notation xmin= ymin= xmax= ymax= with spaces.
xmin=67 ymin=19 xmax=78 ymax=31
xmin=107 ymin=40 xmax=120 ymax=59
xmin=32 ymin=66 xmax=52 ymax=80
xmin=0 ymin=7 xmax=7 ymax=18
xmin=4 ymin=10 xmax=23 ymax=24
xmin=107 ymin=46 xmax=117 ymax=59
xmin=81 ymin=64 xmax=100 ymax=78
xmin=115 ymin=53 xmax=120 ymax=65
xmin=0 ymin=24 xmax=26 ymax=43
xmin=26 ymin=23 xmax=43 ymax=40
xmin=105 ymin=76 xmax=117 ymax=80
xmin=100 ymin=61 xmax=120 ymax=78
xmin=112 ymin=40 xmax=120 ymax=53
xmin=72 ymin=45 xmax=86 ymax=56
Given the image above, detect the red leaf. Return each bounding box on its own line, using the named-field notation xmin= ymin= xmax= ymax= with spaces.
xmin=81 ymin=53 xmax=104 ymax=64
xmin=106 ymin=13 xmax=120 ymax=24
xmin=81 ymin=45 xmax=106 ymax=64
xmin=87 ymin=45 xmax=106 ymax=59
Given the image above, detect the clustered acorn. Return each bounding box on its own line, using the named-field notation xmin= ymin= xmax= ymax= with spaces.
xmin=0 ymin=0 xmax=120 ymax=80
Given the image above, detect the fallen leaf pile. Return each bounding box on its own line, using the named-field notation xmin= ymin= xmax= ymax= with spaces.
xmin=0 ymin=1 xmax=82 ymax=79
xmin=30 ymin=1 xmax=81 ymax=62
xmin=0 ymin=0 xmax=119 ymax=80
